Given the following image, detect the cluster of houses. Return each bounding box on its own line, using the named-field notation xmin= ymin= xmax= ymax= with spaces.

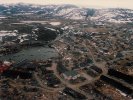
xmin=0 ymin=59 xmax=36 ymax=79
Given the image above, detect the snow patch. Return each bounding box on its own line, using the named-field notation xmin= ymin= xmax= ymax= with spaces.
xmin=49 ymin=22 xmax=61 ymax=26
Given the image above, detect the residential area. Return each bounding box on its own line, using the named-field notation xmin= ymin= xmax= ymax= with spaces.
xmin=0 ymin=3 xmax=133 ymax=100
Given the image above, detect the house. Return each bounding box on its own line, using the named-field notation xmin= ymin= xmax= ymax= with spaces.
xmin=125 ymin=62 xmax=133 ymax=75
xmin=62 ymin=70 xmax=80 ymax=80
xmin=127 ymin=67 xmax=133 ymax=75
xmin=1 ymin=70 xmax=32 ymax=79
xmin=57 ymin=62 xmax=68 ymax=74
xmin=0 ymin=61 xmax=11 ymax=73
xmin=12 ymin=60 xmax=36 ymax=71
xmin=63 ymin=87 xmax=86 ymax=99
xmin=116 ymin=52 xmax=124 ymax=58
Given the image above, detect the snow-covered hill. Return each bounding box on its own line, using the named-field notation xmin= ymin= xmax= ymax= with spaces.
xmin=0 ymin=4 xmax=133 ymax=23
xmin=91 ymin=8 xmax=133 ymax=23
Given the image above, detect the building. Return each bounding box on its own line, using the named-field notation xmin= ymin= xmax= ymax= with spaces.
xmin=127 ymin=67 xmax=133 ymax=75
xmin=0 ymin=61 xmax=11 ymax=73
xmin=12 ymin=60 xmax=36 ymax=71
xmin=62 ymin=70 xmax=80 ymax=80
xmin=124 ymin=61 xmax=133 ymax=75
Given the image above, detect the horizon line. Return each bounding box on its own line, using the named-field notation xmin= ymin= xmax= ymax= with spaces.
xmin=0 ymin=2 xmax=133 ymax=10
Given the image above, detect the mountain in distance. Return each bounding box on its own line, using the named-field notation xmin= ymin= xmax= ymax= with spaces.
xmin=0 ymin=3 xmax=133 ymax=23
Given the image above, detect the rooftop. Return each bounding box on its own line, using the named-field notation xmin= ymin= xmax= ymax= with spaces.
xmin=63 ymin=70 xmax=78 ymax=77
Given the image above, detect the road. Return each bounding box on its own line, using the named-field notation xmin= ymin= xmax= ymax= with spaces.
xmin=48 ymin=30 xmax=108 ymax=99
xmin=34 ymin=72 xmax=64 ymax=92
xmin=51 ymin=63 xmax=94 ymax=99
xmin=49 ymin=33 xmax=108 ymax=99
xmin=83 ymin=41 xmax=108 ymax=75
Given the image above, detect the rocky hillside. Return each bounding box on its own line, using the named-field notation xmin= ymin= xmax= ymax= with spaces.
xmin=0 ymin=4 xmax=133 ymax=23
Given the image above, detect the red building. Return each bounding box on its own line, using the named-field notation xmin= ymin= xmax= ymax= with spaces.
xmin=0 ymin=61 xmax=11 ymax=73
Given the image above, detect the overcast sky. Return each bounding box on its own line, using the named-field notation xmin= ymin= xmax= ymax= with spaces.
xmin=0 ymin=0 xmax=133 ymax=9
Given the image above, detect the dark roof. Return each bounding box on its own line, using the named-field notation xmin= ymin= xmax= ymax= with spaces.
xmin=63 ymin=70 xmax=78 ymax=77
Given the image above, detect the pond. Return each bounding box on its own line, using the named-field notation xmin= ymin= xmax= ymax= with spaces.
xmin=0 ymin=47 xmax=58 ymax=62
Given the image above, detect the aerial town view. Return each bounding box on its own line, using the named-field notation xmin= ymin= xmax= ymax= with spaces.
xmin=0 ymin=0 xmax=133 ymax=100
